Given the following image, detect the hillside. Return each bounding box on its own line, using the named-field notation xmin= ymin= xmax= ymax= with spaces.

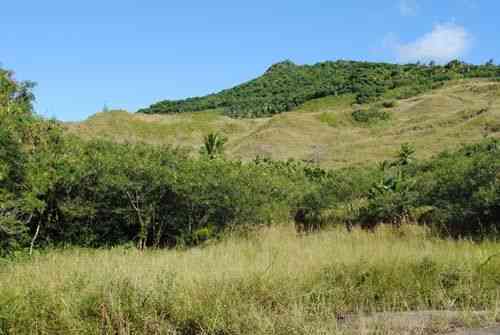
xmin=68 ymin=79 xmax=500 ymax=167
xmin=137 ymin=60 xmax=500 ymax=118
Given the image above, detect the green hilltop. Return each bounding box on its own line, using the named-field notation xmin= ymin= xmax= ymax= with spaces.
xmin=137 ymin=59 xmax=500 ymax=118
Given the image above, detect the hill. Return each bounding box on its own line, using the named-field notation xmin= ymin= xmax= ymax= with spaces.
xmin=137 ymin=59 xmax=500 ymax=118
xmin=6 ymin=62 xmax=500 ymax=335
xmin=68 ymin=79 xmax=500 ymax=168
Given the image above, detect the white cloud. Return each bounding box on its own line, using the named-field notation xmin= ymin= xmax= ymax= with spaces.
xmin=395 ymin=23 xmax=471 ymax=63
xmin=399 ymin=0 xmax=419 ymax=16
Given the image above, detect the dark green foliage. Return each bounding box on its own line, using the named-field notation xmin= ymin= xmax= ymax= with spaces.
xmin=357 ymin=140 xmax=500 ymax=237
xmin=200 ymin=132 xmax=227 ymax=159
xmin=412 ymin=140 xmax=500 ymax=236
xmin=20 ymin=139 xmax=307 ymax=249
xmin=394 ymin=143 xmax=416 ymax=166
xmin=138 ymin=60 xmax=500 ymax=118
xmin=382 ymin=100 xmax=397 ymax=108
xmin=352 ymin=108 xmax=391 ymax=123
xmin=359 ymin=174 xmax=418 ymax=229
xmin=0 ymin=68 xmax=38 ymax=256
xmin=357 ymin=145 xmax=418 ymax=228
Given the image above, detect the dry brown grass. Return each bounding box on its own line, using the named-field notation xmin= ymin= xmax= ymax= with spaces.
xmin=1 ymin=225 xmax=500 ymax=334
xmin=66 ymin=79 xmax=500 ymax=168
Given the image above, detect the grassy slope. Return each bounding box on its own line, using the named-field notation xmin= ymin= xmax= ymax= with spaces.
xmin=1 ymin=225 xmax=499 ymax=334
xmin=67 ymin=79 xmax=500 ymax=168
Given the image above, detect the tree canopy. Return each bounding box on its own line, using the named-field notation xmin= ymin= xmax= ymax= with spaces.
xmin=138 ymin=60 xmax=500 ymax=118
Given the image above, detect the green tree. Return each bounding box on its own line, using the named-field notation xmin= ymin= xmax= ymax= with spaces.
xmin=0 ymin=67 xmax=38 ymax=255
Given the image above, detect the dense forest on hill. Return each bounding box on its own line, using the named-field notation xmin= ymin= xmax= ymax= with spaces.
xmin=138 ymin=59 xmax=500 ymax=118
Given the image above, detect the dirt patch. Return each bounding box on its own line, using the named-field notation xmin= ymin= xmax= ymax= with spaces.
xmin=338 ymin=311 xmax=499 ymax=334
xmin=451 ymin=327 xmax=500 ymax=335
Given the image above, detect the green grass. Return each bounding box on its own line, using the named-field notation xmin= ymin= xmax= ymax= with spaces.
xmin=318 ymin=111 xmax=340 ymax=127
xmin=1 ymin=225 xmax=500 ymax=334
xmin=67 ymin=109 xmax=267 ymax=153
xmin=67 ymin=79 xmax=500 ymax=167
xmin=294 ymin=94 xmax=356 ymax=114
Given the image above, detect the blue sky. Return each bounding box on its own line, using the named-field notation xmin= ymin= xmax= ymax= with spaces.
xmin=1 ymin=0 xmax=498 ymax=121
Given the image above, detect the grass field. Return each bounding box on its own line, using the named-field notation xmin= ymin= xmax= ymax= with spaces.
xmin=2 ymin=225 xmax=500 ymax=334
xmin=67 ymin=79 xmax=500 ymax=168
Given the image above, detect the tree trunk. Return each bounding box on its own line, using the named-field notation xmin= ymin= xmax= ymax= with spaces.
xmin=126 ymin=191 xmax=147 ymax=250
xmin=29 ymin=218 xmax=40 ymax=256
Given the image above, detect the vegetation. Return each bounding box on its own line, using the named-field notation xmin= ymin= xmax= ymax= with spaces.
xmin=138 ymin=59 xmax=500 ymax=118
xmin=382 ymin=100 xmax=397 ymax=108
xmin=3 ymin=59 xmax=500 ymax=333
xmin=69 ymin=78 xmax=500 ymax=168
xmin=200 ymin=132 xmax=227 ymax=159
xmin=0 ymin=70 xmax=310 ymax=254
xmin=2 ymin=226 xmax=500 ymax=334
xmin=351 ymin=107 xmax=391 ymax=124
xmin=3 ymin=63 xmax=500 ymax=256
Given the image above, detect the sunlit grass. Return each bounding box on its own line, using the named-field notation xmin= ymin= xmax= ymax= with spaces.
xmin=67 ymin=80 xmax=500 ymax=168
xmin=1 ymin=225 xmax=500 ymax=334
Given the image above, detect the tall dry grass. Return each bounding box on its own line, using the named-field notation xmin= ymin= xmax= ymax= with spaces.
xmin=1 ymin=225 xmax=500 ymax=334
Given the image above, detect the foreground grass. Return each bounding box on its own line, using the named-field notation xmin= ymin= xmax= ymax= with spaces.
xmin=1 ymin=225 xmax=500 ymax=334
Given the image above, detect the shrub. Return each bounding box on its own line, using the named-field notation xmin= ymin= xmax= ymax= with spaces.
xmin=355 ymin=144 xmax=419 ymax=229
xmin=413 ymin=140 xmax=500 ymax=237
xmin=318 ymin=112 xmax=338 ymax=127
xmin=382 ymin=100 xmax=397 ymax=108
xmin=352 ymin=108 xmax=391 ymax=123
xmin=358 ymin=174 xmax=418 ymax=229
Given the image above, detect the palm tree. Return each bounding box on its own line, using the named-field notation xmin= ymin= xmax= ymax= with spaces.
xmin=201 ymin=132 xmax=227 ymax=159
xmin=394 ymin=143 xmax=415 ymax=167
